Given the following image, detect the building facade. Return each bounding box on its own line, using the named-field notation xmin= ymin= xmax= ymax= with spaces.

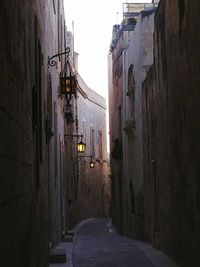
xmin=0 ymin=0 xmax=110 ymax=265
xmin=108 ymin=3 xmax=158 ymax=238
xmin=142 ymin=0 xmax=200 ymax=266
xmin=123 ymin=7 xmax=156 ymax=239
xmin=108 ymin=14 xmax=135 ymax=235
xmin=0 ymin=0 xmax=69 ymax=266
xmin=65 ymin=69 xmax=110 ymax=227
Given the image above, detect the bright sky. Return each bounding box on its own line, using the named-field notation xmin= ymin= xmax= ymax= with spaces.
xmin=64 ymin=0 xmax=152 ymax=98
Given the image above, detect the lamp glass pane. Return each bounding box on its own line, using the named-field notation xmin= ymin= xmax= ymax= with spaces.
xmin=60 ymin=75 xmax=76 ymax=95
xmin=90 ymin=161 xmax=95 ymax=168
xmin=77 ymin=142 xmax=85 ymax=153
xmin=66 ymin=79 xmax=71 ymax=93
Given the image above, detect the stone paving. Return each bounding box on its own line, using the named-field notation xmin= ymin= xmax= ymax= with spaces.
xmin=72 ymin=218 xmax=179 ymax=267
xmin=50 ymin=218 xmax=179 ymax=267
xmin=49 ymin=242 xmax=73 ymax=267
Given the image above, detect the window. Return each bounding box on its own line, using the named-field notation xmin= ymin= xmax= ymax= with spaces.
xmin=52 ymin=0 xmax=56 ymax=14
xmin=127 ymin=64 xmax=135 ymax=115
xmin=82 ymin=120 xmax=86 ymax=144
xmin=118 ymin=105 xmax=122 ymax=141
xmin=54 ymin=102 xmax=58 ymax=187
xmin=130 ymin=180 xmax=135 ymax=214
xmin=90 ymin=127 xmax=95 ymax=157
xmin=123 ymin=64 xmax=136 ymax=137
xmin=46 ymin=72 xmax=53 ymax=143
xmin=98 ymin=130 xmax=103 ymax=160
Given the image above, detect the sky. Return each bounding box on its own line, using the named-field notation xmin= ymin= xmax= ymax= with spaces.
xmin=64 ymin=0 xmax=152 ymax=99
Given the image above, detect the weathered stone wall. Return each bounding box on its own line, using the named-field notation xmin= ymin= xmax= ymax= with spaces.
xmin=123 ymin=9 xmax=155 ymax=239
xmin=108 ymin=25 xmax=134 ymax=234
xmin=143 ymin=0 xmax=200 ymax=266
xmin=47 ymin=0 xmax=66 ymax=250
xmin=71 ymin=74 xmax=109 ymax=224
xmin=108 ymin=8 xmax=156 ymax=237
xmin=0 ymin=0 xmax=67 ymax=266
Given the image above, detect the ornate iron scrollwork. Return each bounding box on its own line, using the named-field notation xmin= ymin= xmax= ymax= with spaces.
xmin=48 ymin=47 xmax=70 ymax=67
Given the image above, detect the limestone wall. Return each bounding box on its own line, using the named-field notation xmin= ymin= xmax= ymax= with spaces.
xmin=0 ymin=0 xmax=67 ymax=265
xmin=143 ymin=0 xmax=200 ymax=265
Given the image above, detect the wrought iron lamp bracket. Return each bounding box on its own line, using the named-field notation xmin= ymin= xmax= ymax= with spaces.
xmin=65 ymin=134 xmax=83 ymax=141
xmin=77 ymin=155 xmax=95 ymax=168
xmin=48 ymin=47 xmax=70 ymax=67
xmin=77 ymin=155 xmax=93 ymax=162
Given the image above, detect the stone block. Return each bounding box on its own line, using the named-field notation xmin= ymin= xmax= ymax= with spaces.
xmin=67 ymin=229 xmax=76 ymax=235
xmin=63 ymin=234 xmax=74 ymax=242
xmin=50 ymin=248 xmax=67 ymax=263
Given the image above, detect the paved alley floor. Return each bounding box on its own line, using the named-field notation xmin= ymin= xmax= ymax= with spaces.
xmin=72 ymin=218 xmax=178 ymax=267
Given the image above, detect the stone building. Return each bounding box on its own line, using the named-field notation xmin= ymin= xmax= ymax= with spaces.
xmin=142 ymin=0 xmax=200 ymax=266
xmin=108 ymin=2 xmax=158 ymax=237
xmin=123 ymin=7 xmax=157 ymax=239
xmin=108 ymin=8 xmax=135 ymax=235
xmin=65 ymin=66 xmax=110 ymax=227
xmin=0 ymin=0 xmax=69 ymax=266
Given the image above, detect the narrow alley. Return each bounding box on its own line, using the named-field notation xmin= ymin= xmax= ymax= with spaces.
xmin=72 ymin=218 xmax=178 ymax=267
xmin=50 ymin=218 xmax=178 ymax=267
xmin=0 ymin=0 xmax=200 ymax=267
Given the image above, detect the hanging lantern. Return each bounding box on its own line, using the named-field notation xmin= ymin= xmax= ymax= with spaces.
xmin=89 ymin=157 xmax=95 ymax=168
xmin=77 ymin=137 xmax=86 ymax=153
xmin=60 ymin=75 xmax=76 ymax=95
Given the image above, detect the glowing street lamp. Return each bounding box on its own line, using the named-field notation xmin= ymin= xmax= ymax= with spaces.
xmin=48 ymin=47 xmax=77 ymax=124
xmin=65 ymin=134 xmax=86 ymax=153
xmin=77 ymin=155 xmax=95 ymax=168
xmin=89 ymin=158 xmax=95 ymax=168
xmin=77 ymin=136 xmax=86 ymax=153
